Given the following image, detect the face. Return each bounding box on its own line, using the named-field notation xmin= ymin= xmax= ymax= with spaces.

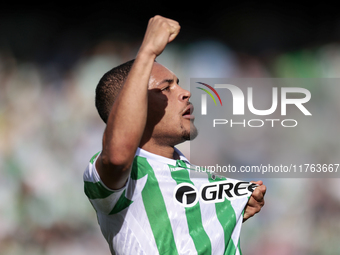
xmin=145 ymin=62 xmax=198 ymax=146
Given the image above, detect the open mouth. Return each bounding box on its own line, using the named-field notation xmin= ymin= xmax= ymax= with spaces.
xmin=182 ymin=104 xmax=195 ymax=120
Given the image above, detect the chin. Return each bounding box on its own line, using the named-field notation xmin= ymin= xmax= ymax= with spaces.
xmin=190 ymin=126 xmax=198 ymax=140
xmin=182 ymin=125 xmax=198 ymax=141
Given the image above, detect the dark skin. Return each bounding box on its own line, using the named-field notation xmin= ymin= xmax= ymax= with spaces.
xmin=96 ymin=15 xmax=266 ymax=222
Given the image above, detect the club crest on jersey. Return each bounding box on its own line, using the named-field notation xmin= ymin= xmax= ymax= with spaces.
xmin=174 ymin=180 xmax=257 ymax=207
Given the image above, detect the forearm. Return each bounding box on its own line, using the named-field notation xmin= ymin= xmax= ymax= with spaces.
xmin=102 ymin=51 xmax=156 ymax=169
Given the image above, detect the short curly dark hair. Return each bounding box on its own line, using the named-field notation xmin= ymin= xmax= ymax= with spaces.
xmin=95 ymin=59 xmax=135 ymax=123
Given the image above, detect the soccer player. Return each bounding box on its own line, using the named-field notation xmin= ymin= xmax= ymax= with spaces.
xmin=84 ymin=15 xmax=266 ymax=254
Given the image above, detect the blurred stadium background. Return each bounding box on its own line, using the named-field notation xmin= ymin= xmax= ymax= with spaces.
xmin=1 ymin=2 xmax=340 ymax=255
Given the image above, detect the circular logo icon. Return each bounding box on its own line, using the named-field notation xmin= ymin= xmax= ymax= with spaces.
xmin=173 ymin=183 xmax=199 ymax=207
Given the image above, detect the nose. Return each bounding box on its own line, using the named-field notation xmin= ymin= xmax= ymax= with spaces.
xmin=179 ymin=87 xmax=191 ymax=101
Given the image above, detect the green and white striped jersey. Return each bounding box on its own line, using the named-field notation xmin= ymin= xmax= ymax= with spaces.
xmin=83 ymin=148 xmax=254 ymax=255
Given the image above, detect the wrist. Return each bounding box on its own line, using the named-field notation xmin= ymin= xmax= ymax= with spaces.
xmin=136 ymin=45 xmax=158 ymax=61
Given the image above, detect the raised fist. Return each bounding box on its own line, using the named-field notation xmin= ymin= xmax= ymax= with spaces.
xmin=139 ymin=15 xmax=180 ymax=58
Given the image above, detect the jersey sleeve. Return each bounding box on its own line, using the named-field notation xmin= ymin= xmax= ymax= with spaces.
xmin=83 ymin=151 xmax=130 ymax=215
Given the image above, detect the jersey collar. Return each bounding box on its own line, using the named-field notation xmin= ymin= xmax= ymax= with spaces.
xmin=136 ymin=147 xmax=190 ymax=166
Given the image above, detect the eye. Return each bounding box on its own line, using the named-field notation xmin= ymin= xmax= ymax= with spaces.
xmin=161 ymin=86 xmax=170 ymax=92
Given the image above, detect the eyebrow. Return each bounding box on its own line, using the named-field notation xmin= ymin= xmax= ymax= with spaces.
xmin=157 ymin=78 xmax=180 ymax=87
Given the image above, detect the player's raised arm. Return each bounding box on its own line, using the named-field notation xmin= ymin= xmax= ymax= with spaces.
xmin=96 ymin=16 xmax=180 ymax=190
